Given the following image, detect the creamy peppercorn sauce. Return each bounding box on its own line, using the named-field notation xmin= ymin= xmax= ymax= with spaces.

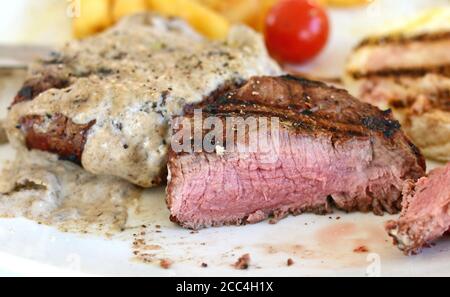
xmin=6 ymin=13 xmax=282 ymax=188
xmin=0 ymin=149 xmax=141 ymax=235
xmin=0 ymin=14 xmax=281 ymax=234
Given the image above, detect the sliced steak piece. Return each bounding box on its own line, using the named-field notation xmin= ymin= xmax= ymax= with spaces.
xmin=167 ymin=75 xmax=426 ymax=229
xmin=386 ymin=163 xmax=450 ymax=255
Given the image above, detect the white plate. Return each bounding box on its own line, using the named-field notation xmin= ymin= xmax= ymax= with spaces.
xmin=0 ymin=0 xmax=449 ymax=277
xmin=0 ymin=153 xmax=449 ymax=277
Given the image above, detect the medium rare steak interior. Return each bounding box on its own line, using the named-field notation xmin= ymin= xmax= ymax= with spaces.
xmin=386 ymin=162 xmax=450 ymax=255
xmin=167 ymin=75 xmax=426 ymax=229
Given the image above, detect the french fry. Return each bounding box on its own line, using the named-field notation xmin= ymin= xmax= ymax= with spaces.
xmin=196 ymin=0 xmax=258 ymax=24
xmin=112 ymin=0 xmax=148 ymax=22
xmin=196 ymin=0 xmax=277 ymax=32
xmin=319 ymin=0 xmax=373 ymax=7
xmin=217 ymin=0 xmax=259 ymax=24
xmin=147 ymin=0 xmax=230 ymax=39
xmin=194 ymin=0 xmax=222 ymax=11
xmin=73 ymin=0 xmax=113 ymax=39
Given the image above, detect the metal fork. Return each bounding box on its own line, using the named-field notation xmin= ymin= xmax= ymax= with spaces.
xmin=0 ymin=45 xmax=53 ymax=70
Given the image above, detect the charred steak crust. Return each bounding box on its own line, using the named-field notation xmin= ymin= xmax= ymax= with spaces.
xmin=19 ymin=114 xmax=95 ymax=165
xmin=191 ymin=75 xmax=401 ymax=138
xmin=12 ymin=74 xmax=70 ymax=107
xmin=167 ymin=76 xmax=426 ymax=229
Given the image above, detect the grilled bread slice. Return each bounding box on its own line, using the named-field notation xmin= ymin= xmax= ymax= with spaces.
xmin=345 ymin=8 xmax=450 ymax=162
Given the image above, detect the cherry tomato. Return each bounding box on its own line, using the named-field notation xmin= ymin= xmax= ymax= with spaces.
xmin=264 ymin=0 xmax=330 ymax=64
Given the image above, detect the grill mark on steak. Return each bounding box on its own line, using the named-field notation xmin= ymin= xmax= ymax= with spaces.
xmin=12 ymin=74 xmax=70 ymax=106
xmin=349 ymin=64 xmax=450 ymax=80
xmin=355 ymin=31 xmax=450 ymax=49
xmin=19 ymin=114 xmax=95 ymax=165
xmin=189 ymin=75 xmax=403 ymax=140
xmin=167 ymin=76 xmax=426 ymax=229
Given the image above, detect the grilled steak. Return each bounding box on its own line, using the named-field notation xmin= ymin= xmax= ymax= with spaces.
xmin=386 ymin=163 xmax=450 ymax=255
xmin=6 ymin=13 xmax=281 ymax=187
xmin=19 ymin=114 xmax=96 ymax=165
xmin=167 ymin=75 xmax=426 ymax=229
xmin=12 ymin=73 xmax=70 ymax=106
xmin=345 ymin=30 xmax=450 ymax=162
